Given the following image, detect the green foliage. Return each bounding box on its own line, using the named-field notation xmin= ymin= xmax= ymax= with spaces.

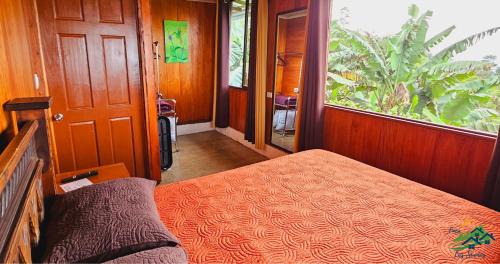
xmin=229 ymin=5 xmax=247 ymax=87
xmin=327 ymin=4 xmax=500 ymax=133
xmin=229 ymin=17 xmax=244 ymax=86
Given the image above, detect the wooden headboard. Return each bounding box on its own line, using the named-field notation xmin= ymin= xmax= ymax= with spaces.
xmin=0 ymin=120 xmax=44 ymax=263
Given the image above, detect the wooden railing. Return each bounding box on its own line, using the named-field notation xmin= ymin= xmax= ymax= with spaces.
xmin=0 ymin=120 xmax=44 ymax=263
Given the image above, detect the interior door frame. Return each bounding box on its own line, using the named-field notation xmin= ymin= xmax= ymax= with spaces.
xmin=136 ymin=0 xmax=161 ymax=182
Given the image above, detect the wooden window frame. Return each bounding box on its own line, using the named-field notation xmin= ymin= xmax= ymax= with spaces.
xmin=229 ymin=0 xmax=252 ymax=89
xmin=325 ymin=104 xmax=498 ymax=138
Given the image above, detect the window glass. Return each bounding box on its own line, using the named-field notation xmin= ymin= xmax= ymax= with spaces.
xmin=243 ymin=2 xmax=252 ymax=86
xmin=327 ymin=0 xmax=500 ymax=134
xmin=229 ymin=0 xmax=251 ymax=87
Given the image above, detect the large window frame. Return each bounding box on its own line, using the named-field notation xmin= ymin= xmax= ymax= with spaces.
xmin=229 ymin=0 xmax=252 ymax=89
xmin=325 ymin=2 xmax=500 ymax=136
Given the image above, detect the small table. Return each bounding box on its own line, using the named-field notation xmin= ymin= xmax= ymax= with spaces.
xmin=55 ymin=163 xmax=130 ymax=194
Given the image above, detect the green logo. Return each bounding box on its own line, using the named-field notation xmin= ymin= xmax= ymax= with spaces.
xmin=451 ymin=225 xmax=495 ymax=251
xmin=449 ymin=224 xmax=495 ymax=259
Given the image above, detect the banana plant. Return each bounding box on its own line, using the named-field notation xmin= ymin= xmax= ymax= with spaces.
xmin=229 ymin=14 xmax=245 ymax=86
xmin=327 ymin=4 xmax=500 ymax=133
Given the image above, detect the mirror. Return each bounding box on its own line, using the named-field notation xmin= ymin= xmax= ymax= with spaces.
xmin=270 ymin=10 xmax=307 ymax=152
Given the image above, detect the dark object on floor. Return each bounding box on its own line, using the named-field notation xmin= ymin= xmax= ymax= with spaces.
xmin=158 ymin=116 xmax=173 ymax=170
xmin=60 ymin=170 xmax=98 ymax=183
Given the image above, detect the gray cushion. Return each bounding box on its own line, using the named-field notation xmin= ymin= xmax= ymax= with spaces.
xmin=104 ymin=246 xmax=188 ymax=264
xmin=43 ymin=178 xmax=179 ymax=263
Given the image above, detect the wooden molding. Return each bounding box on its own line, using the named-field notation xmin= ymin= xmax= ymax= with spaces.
xmin=137 ymin=0 xmax=161 ymax=182
xmin=0 ymin=120 xmax=44 ymax=262
xmin=4 ymin=97 xmax=52 ymax=111
xmin=186 ymin=0 xmax=216 ymax=3
xmin=4 ymin=97 xmax=55 ymax=196
xmin=325 ymin=105 xmax=498 ymax=139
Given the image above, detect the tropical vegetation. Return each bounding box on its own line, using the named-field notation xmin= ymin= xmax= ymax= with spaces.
xmin=327 ymin=4 xmax=500 ymax=133
xmin=229 ymin=1 xmax=251 ymax=87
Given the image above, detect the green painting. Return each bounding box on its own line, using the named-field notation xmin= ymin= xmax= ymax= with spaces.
xmin=164 ymin=20 xmax=188 ymax=63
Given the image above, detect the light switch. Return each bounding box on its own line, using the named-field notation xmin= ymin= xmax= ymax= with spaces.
xmin=34 ymin=74 xmax=40 ymax=90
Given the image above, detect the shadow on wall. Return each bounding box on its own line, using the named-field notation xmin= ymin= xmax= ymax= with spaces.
xmin=0 ymin=127 xmax=13 ymax=153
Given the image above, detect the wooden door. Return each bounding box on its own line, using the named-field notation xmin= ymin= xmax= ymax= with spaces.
xmin=37 ymin=0 xmax=146 ymax=178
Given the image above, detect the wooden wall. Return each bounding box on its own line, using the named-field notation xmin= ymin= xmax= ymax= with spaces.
xmin=274 ymin=19 xmax=286 ymax=95
xmin=150 ymin=0 xmax=216 ymax=125
xmin=266 ymin=0 xmax=307 ymax=143
xmin=278 ymin=16 xmax=305 ymax=96
xmin=323 ymin=106 xmax=497 ymax=203
xmin=0 ymin=0 xmax=45 ymax=151
xmin=229 ymin=87 xmax=247 ymax=133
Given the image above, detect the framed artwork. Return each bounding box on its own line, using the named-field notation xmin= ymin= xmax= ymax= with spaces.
xmin=164 ymin=20 xmax=188 ymax=63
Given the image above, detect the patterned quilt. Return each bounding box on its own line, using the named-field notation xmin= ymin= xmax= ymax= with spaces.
xmin=155 ymin=149 xmax=500 ymax=263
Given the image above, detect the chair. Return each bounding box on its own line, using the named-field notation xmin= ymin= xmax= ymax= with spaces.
xmin=274 ymin=95 xmax=298 ymax=136
xmin=157 ymin=98 xmax=179 ymax=152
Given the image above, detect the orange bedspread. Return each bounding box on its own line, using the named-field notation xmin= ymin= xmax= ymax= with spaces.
xmin=155 ymin=150 xmax=500 ymax=263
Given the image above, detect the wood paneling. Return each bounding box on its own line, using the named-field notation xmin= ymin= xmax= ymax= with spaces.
xmin=323 ymin=106 xmax=497 ymax=203
xmin=229 ymin=88 xmax=247 ymax=133
xmin=0 ymin=0 xmax=43 ymax=151
xmin=274 ymin=19 xmax=287 ymax=94
xmin=150 ymin=0 xmax=216 ymax=125
xmin=280 ymin=16 xmax=305 ymax=96
xmin=266 ymin=0 xmax=307 ymax=144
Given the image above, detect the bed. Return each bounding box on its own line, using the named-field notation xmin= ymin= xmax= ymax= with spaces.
xmin=155 ymin=149 xmax=500 ymax=263
xmin=2 ymin=121 xmax=499 ymax=263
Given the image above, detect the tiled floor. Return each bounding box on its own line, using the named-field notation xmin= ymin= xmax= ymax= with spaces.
xmin=160 ymin=131 xmax=268 ymax=184
xmin=271 ymin=131 xmax=295 ymax=152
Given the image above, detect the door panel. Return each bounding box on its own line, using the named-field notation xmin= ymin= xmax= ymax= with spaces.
xmin=58 ymin=34 xmax=94 ymax=109
xmin=38 ymin=0 xmax=146 ymax=177
xmin=109 ymin=117 xmax=136 ymax=175
xmin=54 ymin=0 xmax=84 ymax=21
xmin=102 ymin=36 xmax=131 ymax=105
xmin=98 ymin=0 xmax=124 ymax=23
xmin=69 ymin=121 xmax=100 ymax=169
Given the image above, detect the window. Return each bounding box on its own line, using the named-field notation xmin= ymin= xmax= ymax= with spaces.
xmin=327 ymin=1 xmax=500 ymax=134
xmin=229 ymin=0 xmax=252 ymax=88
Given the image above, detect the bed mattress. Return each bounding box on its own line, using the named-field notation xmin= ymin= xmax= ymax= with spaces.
xmin=155 ymin=150 xmax=500 ymax=263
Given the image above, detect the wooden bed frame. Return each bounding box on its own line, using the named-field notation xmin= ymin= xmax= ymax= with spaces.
xmin=0 ymin=120 xmax=44 ymax=263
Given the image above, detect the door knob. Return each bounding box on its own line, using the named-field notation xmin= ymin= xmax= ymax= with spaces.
xmin=53 ymin=113 xmax=64 ymax=122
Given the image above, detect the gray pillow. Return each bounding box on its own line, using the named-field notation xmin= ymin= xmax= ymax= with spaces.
xmin=43 ymin=178 xmax=179 ymax=263
xmin=104 ymin=246 xmax=188 ymax=264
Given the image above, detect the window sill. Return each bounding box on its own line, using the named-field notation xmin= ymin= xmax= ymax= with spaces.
xmin=229 ymin=85 xmax=248 ymax=90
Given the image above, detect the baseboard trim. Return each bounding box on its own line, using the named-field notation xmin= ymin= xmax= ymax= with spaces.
xmin=215 ymin=127 xmax=287 ymax=159
xmin=177 ymin=122 xmax=214 ymax=135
